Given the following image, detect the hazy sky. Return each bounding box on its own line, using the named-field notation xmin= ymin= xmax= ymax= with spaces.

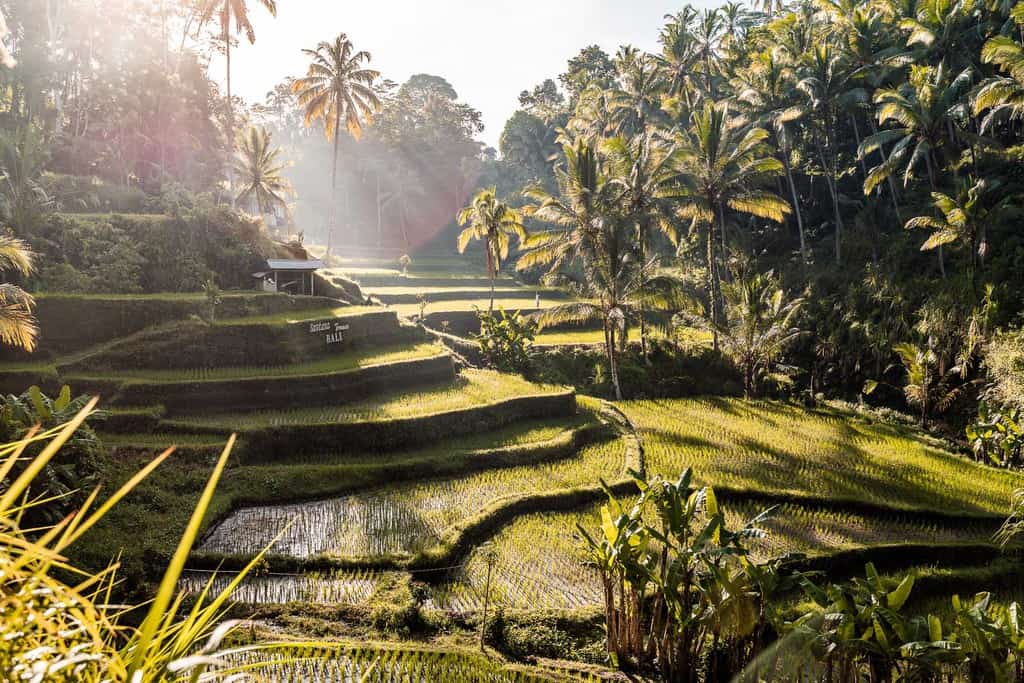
xmin=217 ymin=0 xmax=712 ymax=149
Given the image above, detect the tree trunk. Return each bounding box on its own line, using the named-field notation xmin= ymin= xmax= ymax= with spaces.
xmin=816 ymin=139 xmax=842 ymax=265
xmin=376 ymin=171 xmax=383 ymax=247
xmin=486 ymin=247 xmax=495 ymax=312
xmin=607 ymin=320 xmax=623 ymax=401
xmin=867 ymin=117 xmax=902 ymax=223
xmin=328 ymin=107 xmax=341 ymax=257
xmin=226 ymin=29 xmax=235 ymax=208
xmin=924 ymin=154 xmax=946 ymax=279
xmin=781 ymin=147 xmax=807 ymax=264
xmin=707 ymin=217 xmax=719 ymax=353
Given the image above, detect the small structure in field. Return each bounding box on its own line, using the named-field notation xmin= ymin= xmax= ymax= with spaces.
xmin=253 ymin=259 xmax=324 ymax=295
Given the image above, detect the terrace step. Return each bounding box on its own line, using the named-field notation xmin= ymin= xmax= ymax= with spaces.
xmin=369 ymin=288 xmax=565 ymax=305
xmin=57 ymin=309 xmax=418 ymax=374
xmin=0 ymin=293 xmax=345 ymax=362
xmin=157 ymin=371 xmax=578 ymax=458
xmin=102 ymin=353 xmax=457 ymax=416
xmin=191 ymin=425 xmax=613 ymax=564
xmin=350 ymin=275 xmax=519 ymax=288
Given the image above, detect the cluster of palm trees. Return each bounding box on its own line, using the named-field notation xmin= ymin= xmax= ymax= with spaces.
xmin=469 ymin=0 xmax=1024 ymax=403
xmin=192 ymin=2 xmax=381 ymax=251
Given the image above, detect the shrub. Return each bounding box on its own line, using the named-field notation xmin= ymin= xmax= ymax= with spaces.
xmin=475 ymin=307 xmax=536 ymax=375
xmin=1 ymin=407 xmax=306 ymax=681
xmin=0 ymin=385 xmax=105 ymax=526
xmin=967 ymin=401 xmax=1024 ymax=468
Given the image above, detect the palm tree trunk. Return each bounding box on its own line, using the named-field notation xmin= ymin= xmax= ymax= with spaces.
xmin=707 ymin=217 xmax=719 ymax=353
xmin=226 ymin=28 xmax=235 ymax=209
xmin=815 ymin=139 xmax=842 ymax=265
xmin=637 ymin=219 xmax=649 ymax=361
xmin=486 ymin=247 xmax=495 ymax=312
xmin=376 ymin=171 xmax=383 ymax=247
xmin=924 ymin=154 xmax=946 ymax=279
xmin=867 ymin=118 xmax=902 ymax=223
xmin=328 ymin=107 xmax=341 ymax=257
xmin=781 ymin=150 xmax=807 ymax=264
xmin=607 ymin=319 xmax=623 ymax=401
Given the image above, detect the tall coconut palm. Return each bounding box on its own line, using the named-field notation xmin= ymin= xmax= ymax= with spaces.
xmin=0 ymin=236 xmax=36 ymax=352
xmin=861 ymin=62 xmax=972 ymax=276
xmin=234 ymin=126 xmax=291 ymax=217
xmin=197 ymin=0 xmax=278 ymax=208
xmin=603 ymin=131 xmax=682 ymax=356
xmin=904 ymin=177 xmax=1018 ymax=292
xmin=797 ymin=43 xmax=854 ymax=264
xmin=702 ymin=267 xmax=806 ymax=397
xmin=734 ymin=48 xmax=809 ymax=262
xmin=292 ymin=34 xmax=381 ymax=255
xmin=609 ymin=47 xmax=668 ymax=136
xmin=456 ymin=187 xmax=527 ymax=311
xmin=975 ymin=4 xmax=1024 ymax=131
xmin=518 ymin=137 xmax=643 ymax=399
xmin=673 ymin=104 xmax=790 ymax=351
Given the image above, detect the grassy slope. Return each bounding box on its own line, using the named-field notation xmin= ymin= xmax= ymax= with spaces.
xmin=197 ymin=438 xmax=623 ymax=559
xmin=67 ymin=342 xmax=444 ymax=383
xmin=620 ymin=398 xmax=1024 ymax=516
xmin=78 ymin=414 xmax=597 ymax=586
xmin=168 ymin=369 xmax=567 ymax=429
xmin=435 ymin=497 xmax=1002 ymax=611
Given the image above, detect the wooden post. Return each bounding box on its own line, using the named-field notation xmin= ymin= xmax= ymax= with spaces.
xmin=479 ymin=544 xmax=496 ymax=652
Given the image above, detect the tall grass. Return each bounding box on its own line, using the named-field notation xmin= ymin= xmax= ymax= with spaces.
xmin=0 ymin=405 xmax=315 ymax=680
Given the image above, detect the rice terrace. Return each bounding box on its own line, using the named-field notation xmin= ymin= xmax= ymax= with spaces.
xmin=4 ymin=1 xmax=1024 ymax=682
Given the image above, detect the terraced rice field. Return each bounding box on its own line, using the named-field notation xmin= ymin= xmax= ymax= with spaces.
xmin=71 ymin=342 xmax=445 ymax=382
xmin=365 ymin=285 xmax=543 ymax=296
xmin=171 ymin=369 xmax=566 ymax=429
xmin=197 ymin=439 xmax=623 ymax=558
xmin=215 ymin=305 xmax=381 ymax=325
xmin=620 ymin=398 xmax=1024 ymax=515
xmin=224 ymin=644 xmax=584 ymax=682
xmin=389 ymin=298 xmax=572 ymax=317
xmin=178 ymin=568 xmax=385 ymax=604
xmin=434 ymin=499 xmax=1000 ymax=611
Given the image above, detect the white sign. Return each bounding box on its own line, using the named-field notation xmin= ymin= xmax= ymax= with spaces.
xmin=309 ymin=320 xmax=351 ymax=344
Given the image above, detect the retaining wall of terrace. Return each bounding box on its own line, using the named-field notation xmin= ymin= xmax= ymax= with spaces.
xmin=110 ymin=354 xmax=457 ymax=414
xmin=227 ymin=390 xmax=579 ymax=460
xmin=60 ymin=311 xmax=417 ymax=371
xmin=0 ymin=293 xmax=341 ymax=361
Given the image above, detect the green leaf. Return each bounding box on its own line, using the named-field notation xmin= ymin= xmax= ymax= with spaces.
xmin=863 ymin=379 xmax=879 ymax=395
xmin=54 ymin=385 xmax=71 ymax=412
xmin=887 ymin=575 xmax=914 ymax=610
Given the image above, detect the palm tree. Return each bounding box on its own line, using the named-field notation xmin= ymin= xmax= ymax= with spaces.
xmin=658 ymin=8 xmax=701 ymax=102
xmin=0 ymin=236 xmax=36 ymax=352
xmin=292 ymin=34 xmax=381 ymax=255
xmin=904 ymin=177 xmax=1018 ymax=291
xmin=861 ymin=62 xmax=972 ymax=276
xmin=701 ymin=267 xmax=806 ymax=397
xmin=603 ymin=131 xmax=682 ymax=356
xmin=456 ymin=188 xmax=527 ymax=311
xmin=673 ymin=104 xmax=790 ymax=351
xmin=0 ymin=128 xmax=53 ymax=236
xmin=797 ymin=43 xmax=854 ymax=264
xmin=734 ymin=48 xmax=809 ymax=262
xmin=609 ymin=47 xmax=667 ymax=136
xmin=382 ymin=163 xmax=425 ymax=252
xmin=197 ymin=0 xmax=278 ymax=208
xmin=518 ymin=137 xmax=679 ymax=399
xmin=234 ymin=126 xmax=291 ymax=218
xmin=975 ymin=4 xmax=1024 ymax=131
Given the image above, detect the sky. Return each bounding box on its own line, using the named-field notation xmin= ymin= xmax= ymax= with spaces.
xmin=216 ymin=0 xmax=710 ymax=149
